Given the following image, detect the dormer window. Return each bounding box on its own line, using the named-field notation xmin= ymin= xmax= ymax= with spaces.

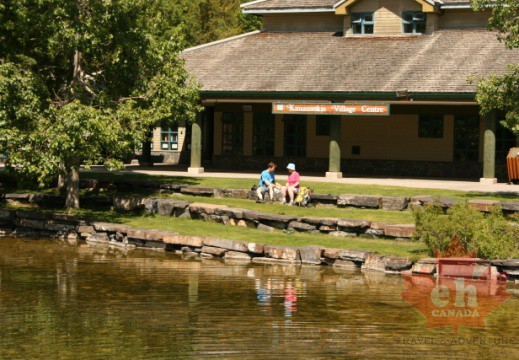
xmin=351 ymin=13 xmax=374 ymax=35
xmin=403 ymin=11 xmax=427 ymax=34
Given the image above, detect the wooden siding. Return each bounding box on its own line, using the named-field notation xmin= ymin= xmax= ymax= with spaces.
xmin=151 ymin=120 xmax=187 ymax=152
xmin=440 ymin=9 xmax=490 ymax=30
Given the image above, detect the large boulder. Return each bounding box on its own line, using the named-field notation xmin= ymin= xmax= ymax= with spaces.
xmin=214 ymin=207 xmax=246 ymax=219
xmin=180 ymin=187 xmax=215 ymax=196
xmin=301 ymin=217 xmax=338 ymax=227
xmin=309 ymin=193 xmax=338 ymax=205
xmin=384 ymin=224 xmax=416 ymax=238
xmin=214 ymin=188 xmax=249 ymax=199
xmin=468 ymin=199 xmax=500 ymax=212
xmin=113 ymin=197 xmax=145 ymax=211
xmin=163 ymin=234 xmax=204 ymax=248
xmin=338 ymin=249 xmax=370 ymax=262
xmin=299 ymin=246 xmax=322 ymax=265
xmin=201 ymin=246 xmax=227 ymax=257
xmin=156 ymin=199 xmax=189 ymax=217
xmin=363 ymin=254 xmax=413 ymax=273
xmin=264 ymin=245 xmax=300 ymax=261
xmin=337 ymin=194 xmax=381 ymax=209
xmin=380 ymin=197 xmax=410 ymax=211
xmin=288 ymin=221 xmax=317 ymax=232
xmin=337 ymin=219 xmax=371 ymax=232
xmin=92 ymin=222 xmax=132 ymax=233
xmin=203 ymin=237 xmax=249 ymax=252
xmin=189 ymin=202 xmax=228 ymax=216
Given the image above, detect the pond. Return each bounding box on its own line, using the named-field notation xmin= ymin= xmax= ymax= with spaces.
xmin=0 ymin=238 xmax=517 ymax=359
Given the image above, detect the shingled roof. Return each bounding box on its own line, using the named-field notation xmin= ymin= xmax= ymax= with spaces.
xmin=182 ymin=30 xmax=518 ymax=96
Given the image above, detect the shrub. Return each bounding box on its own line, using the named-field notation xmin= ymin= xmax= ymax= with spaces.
xmin=414 ymin=202 xmax=519 ymax=259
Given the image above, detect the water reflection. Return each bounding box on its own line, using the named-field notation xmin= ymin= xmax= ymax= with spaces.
xmin=0 ymin=238 xmax=517 ymax=359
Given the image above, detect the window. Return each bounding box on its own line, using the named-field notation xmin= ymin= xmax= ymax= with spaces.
xmin=454 ymin=116 xmax=480 ymax=161
xmin=316 ymin=116 xmax=332 ymax=136
xmin=253 ymin=112 xmax=275 ymax=156
xmin=403 ymin=11 xmax=427 ymax=34
xmin=418 ymin=115 xmax=444 ymax=138
xmin=221 ymin=112 xmax=243 ymax=154
xmin=351 ymin=13 xmax=374 ymax=35
xmin=160 ymin=126 xmax=179 ymax=150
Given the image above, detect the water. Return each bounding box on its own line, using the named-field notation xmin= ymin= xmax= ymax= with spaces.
xmin=0 ymin=238 xmax=517 ymax=359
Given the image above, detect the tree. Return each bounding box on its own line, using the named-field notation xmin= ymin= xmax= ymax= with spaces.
xmin=0 ymin=0 xmax=201 ymax=209
xmin=471 ymin=0 xmax=519 ymax=135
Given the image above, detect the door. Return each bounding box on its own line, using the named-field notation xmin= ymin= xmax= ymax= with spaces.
xmin=284 ymin=115 xmax=307 ymax=157
xmin=453 ymin=115 xmax=480 ymax=162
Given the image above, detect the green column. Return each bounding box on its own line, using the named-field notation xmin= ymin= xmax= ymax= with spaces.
xmin=327 ymin=117 xmax=342 ymax=178
xmin=189 ymin=114 xmax=204 ymax=174
xmin=482 ymin=111 xmax=496 ymax=181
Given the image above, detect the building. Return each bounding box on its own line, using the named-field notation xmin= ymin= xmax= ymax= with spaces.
xmin=162 ymin=0 xmax=519 ymax=182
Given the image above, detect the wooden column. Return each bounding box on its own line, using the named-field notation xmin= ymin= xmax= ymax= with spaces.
xmin=188 ymin=114 xmax=204 ymax=174
xmin=481 ymin=111 xmax=497 ymax=184
xmin=326 ymin=117 xmax=342 ymax=179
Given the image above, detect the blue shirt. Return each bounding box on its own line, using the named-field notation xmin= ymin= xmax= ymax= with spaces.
xmin=259 ymin=170 xmax=275 ymax=187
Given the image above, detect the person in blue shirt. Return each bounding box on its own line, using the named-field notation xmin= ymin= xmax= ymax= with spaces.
xmin=256 ymin=162 xmax=278 ymax=202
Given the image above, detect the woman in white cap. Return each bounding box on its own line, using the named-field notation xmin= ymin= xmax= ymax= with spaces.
xmin=281 ymin=163 xmax=300 ymax=205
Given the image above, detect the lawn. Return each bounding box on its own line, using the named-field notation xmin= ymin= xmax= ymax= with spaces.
xmin=83 ymin=171 xmax=519 ymax=203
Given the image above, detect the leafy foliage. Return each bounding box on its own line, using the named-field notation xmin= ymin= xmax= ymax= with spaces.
xmin=471 ymin=0 xmax=519 ymax=135
xmin=0 ymin=0 xmax=202 ymax=208
xmin=414 ymin=202 xmax=519 ymax=259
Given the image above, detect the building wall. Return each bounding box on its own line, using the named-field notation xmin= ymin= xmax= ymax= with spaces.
xmin=439 ymin=9 xmax=490 ymax=29
xmin=150 ymin=120 xmax=188 ymax=163
xmin=263 ymin=13 xmax=343 ymax=32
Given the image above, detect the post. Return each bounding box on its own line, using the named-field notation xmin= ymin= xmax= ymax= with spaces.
xmin=480 ymin=111 xmax=497 ymax=184
xmin=326 ymin=117 xmax=342 ymax=179
xmin=188 ymin=114 xmax=204 ymax=174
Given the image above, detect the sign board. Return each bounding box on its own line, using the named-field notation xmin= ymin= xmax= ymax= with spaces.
xmin=272 ymin=103 xmax=390 ymax=116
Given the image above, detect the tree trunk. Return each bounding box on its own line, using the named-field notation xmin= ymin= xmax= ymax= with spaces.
xmin=65 ymin=167 xmax=80 ymax=210
xmin=57 ymin=162 xmax=66 ymax=192
xmin=141 ymin=139 xmax=153 ymax=167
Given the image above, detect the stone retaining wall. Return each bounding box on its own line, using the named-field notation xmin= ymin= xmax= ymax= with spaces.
xmin=76 ymin=178 xmax=519 ymax=214
xmin=2 ymin=193 xmax=417 ymax=240
xmin=1 ymin=208 xmax=517 ymax=280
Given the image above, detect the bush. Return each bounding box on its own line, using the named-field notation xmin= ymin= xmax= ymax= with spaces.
xmin=414 ymin=201 xmax=519 ymax=259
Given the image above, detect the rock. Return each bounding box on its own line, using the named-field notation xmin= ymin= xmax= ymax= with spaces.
xmin=301 ymin=217 xmax=338 ymax=227
xmin=143 ymin=198 xmax=158 ymax=214
xmin=329 ymin=231 xmax=357 ymax=237
xmin=163 ymin=234 xmax=204 ymax=248
xmin=237 ymin=220 xmax=253 ymax=228
xmin=288 ymin=221 xmax=317 ymax=232
xmin=0 ymin=209 xmax=15 ymax=220
xmin=201 ymin=246 xmax=227 ymax=257
xmin=214 ymin=188 xmax=249 ymax=199
xmin=214 ymin=207 xmax=246 ymax=219
xmin=501 ymin=202 xmax=519 ymax=212
xmin=113 ymin=197 xmax=144 ymax=211
xmin=468 ymin=199 xmax=500 ymax=212
xmin=319 ymin=225 xmax=336 ymax=232
xmin=5 ymin=193 xmax=31 ymax=201
xmin=337 ymin=194 xmax=381 ymax=209
xmin=264 ymin=245 xmax=300 ymax=260
xmin=16 ymin=210 xmax=49 ymax=220
xmin=333 ymin=260 xmax=358 ymax=269
xmin=156 ymin=199 xmax=189 ymax=216
xmin=92 ymin=222 xmax=131 ymax=233
xmin=384 ymin=224 xmax=416 ymax=238
xmin=14 ymin=218 xmax=46 ymax=230
xmin=411 ymin=258 xmax=437 ymax=275
xmin=247 ymin=243 xmax=264 ymax=255
xmin=380 ymin=197 xmax=410 ymax=211
xmin=126 ymin=229 xmax=174 ymax=241
xmin=180 ymin=187 xmax=215 ymax=196
xmin=299 ymin=246 xmax=322 ymax=265
xmin=310 ymin=193 xmax=338 ymax=205
xmin=86 ymin=232 xmax=110 ymax=243
xmin=189 ymin=202 xmax=228 ymax=215
xmin=243 ymin=211 xmax=297 ymax=224
xmin=224 ymin=251 xmax=252 ymax=260
xmin=363 ymin=254 xmax=413 ymax=273
xmin=337 ymin=219 xmax=371 ymax=231
xmin=45 ymin=221 xmax=76 ymax=232
xmin=410 ymin=195 xmax=434 ymax=205
xmin=203 ymin=237 xmax=249 ymax=252
xmin=159 ymin=183 xmax=188 ymax=192
xmin=338 ymin=249 xmax=370 ymax=262
xmin=365 ymin=228 xmax=385 ymax=237
xmin=323 ymin=248 xmax=340 ymax=259
xmin=257 ymin=223 xmax=275 ymax=232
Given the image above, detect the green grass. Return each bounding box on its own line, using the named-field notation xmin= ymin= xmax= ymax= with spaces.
xmin=174 ymin=194 xmax=414 ymax=224
xmin=83 ymin=171 xmax=519 ymax=202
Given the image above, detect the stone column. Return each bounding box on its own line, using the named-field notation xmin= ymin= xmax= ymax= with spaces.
xmin=480 ymin=111 xmax=497 ymax=184
xmin=326 ymin=117 xmax=342 ymax=179
xmin=188 ymin=114 xmax=204 ymax=174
